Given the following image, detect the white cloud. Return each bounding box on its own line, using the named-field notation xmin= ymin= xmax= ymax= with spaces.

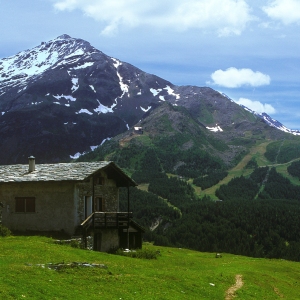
xmin=209 ymin=68 xmax=271 ymax=88
xmin=53 ymin=0 xmax=254 ymax=36
xmin=236 ymin=97 xmax=276 ymax=114
xmin=262 ymin=0 xmax=300 ymax=25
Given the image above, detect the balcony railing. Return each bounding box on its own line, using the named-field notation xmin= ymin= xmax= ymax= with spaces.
xmin=81 ymin=212 xmax=133 ymax=230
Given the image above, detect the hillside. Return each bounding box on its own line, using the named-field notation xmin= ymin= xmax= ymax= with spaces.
xmin=1 ymin=236 xmax=300 ymax=299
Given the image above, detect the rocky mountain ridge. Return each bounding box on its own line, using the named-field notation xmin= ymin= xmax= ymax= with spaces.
xmin=0 ymin=34 xmax=297 ymax=164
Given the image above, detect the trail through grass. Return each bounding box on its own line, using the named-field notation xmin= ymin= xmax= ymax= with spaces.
xmin=225 ymin=274 xmax=244 ymax=300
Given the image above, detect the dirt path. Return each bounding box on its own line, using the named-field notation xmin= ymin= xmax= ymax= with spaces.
xmin=273 ymin=287 xmax=284 ymax=298
xmin=225 ymin=274 xmax=244 ymax=300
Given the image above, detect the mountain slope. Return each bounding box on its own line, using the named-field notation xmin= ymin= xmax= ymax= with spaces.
xmin=0 ymin=34 xmax=173 ymax=163
xmin=0 ymin=34 xmax=297 ymax=164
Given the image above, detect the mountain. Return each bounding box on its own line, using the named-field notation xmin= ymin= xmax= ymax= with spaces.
xmin=241 ymin=105 xmax=300 ymax=136
xmin=0 ymin=34 xmax=297 ymax=164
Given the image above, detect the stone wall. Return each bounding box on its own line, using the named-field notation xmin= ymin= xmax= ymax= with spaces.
xmin=94 ymin=229 xmax=119 ymax=252
xmin=0 ymin=181 xmax=76 ymax=235
xmin=76 ymin=170 xmax=119 ymax=224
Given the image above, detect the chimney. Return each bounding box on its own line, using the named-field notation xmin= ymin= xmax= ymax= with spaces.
xmin=28 ymin=156 xmax=35 ymax=172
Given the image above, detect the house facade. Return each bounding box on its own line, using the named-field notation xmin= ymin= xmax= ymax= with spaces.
xmin=0 ymin=158 xmax=144 ymax=251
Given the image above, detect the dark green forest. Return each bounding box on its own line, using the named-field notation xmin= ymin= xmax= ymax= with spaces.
xmin=264 ymin=140 xmax=300 ymax=163
xmin=287 ymin=160 xmax=300 ymax=179
xmin=78 ymin=133 xmax=226 ymax=179
xmin=119 ymin=166 xmax=300 ymax=262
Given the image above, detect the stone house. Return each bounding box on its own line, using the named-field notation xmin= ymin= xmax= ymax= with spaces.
xmin=0 ymin=157 xmax=144 ymax=251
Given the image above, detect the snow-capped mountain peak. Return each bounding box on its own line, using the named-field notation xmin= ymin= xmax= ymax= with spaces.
xmin=0 ymin=35 xmax=98 ymax=94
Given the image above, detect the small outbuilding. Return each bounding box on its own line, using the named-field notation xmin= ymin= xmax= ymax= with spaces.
xmin=0 ymin=157 xmax=144 ymax=252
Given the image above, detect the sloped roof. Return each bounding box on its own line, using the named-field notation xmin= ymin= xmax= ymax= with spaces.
xmin=0 ymin=161 xmax=137 ymax=186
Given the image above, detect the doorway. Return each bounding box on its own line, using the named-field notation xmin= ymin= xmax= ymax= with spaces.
xmin=95 ymin=197 xmax=104 ymax=212
xmin=84 ymin=196 xmax=93 ymax=219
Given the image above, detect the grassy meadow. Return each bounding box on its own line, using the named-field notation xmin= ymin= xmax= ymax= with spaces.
xmin=1 ymin=236 xmax=300 ymax=299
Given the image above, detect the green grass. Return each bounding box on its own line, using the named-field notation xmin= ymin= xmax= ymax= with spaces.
xmin=275 ymin=160 xmax=300 ymax=186
xmin=1 ymin=236 xmax=300 ymax=299
xmin=199 ymin=142 xmax=269 ymax=198
xmin=134 ymin=134 xmax=153 ymax=147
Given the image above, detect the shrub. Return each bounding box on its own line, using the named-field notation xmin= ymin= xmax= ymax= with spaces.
xmin=0 ymin=224 xmax=11 ymax=237
xmin=70 ymin=239 xmax=81 ymax=248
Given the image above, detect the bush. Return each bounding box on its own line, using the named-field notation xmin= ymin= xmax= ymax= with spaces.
xmin=70 ymin=239 xmax=81 ymax=248
xmin=0 ymin=224 xmax=11 ymax=237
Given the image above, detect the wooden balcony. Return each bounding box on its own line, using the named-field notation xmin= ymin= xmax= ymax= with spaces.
xmin=81 ymin=212 xmax=133 ymax=231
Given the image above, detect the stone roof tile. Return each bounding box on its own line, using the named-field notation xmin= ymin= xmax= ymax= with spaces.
xmin=0 ymin=161 xmax=111 ymax=182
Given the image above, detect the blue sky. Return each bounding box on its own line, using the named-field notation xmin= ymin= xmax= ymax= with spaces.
xmin=1 ymin=0 xmax=299 ymax=129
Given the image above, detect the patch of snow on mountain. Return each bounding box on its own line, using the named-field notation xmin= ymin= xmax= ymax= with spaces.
xmin=53 ymin=94 xmax=76 ymax=101
xmin=101 ymin=137 xmax=111 ymax=145
xmin=65 ymin=49 xmax=85 ymax=59
xmin=111 ymin=57 xmax=122 ymax=69
xmin=90 ymin=145 xmax=100 ymax=151
xmin=70 ymin=151 xmax=86 ymax=159
xmin=118 ymin=76 xmax=129 ymax=95
xmin=206 ymin=125 xmax=223 ymax=132
xmin=164 ymin=85 xmax=180 ymax=100
xmin=110 ymin=98 xmax=118 ymax=111
xmin=290 ymin=130 xmax=300 ymax=136
xmin=150 ymin=88 xmax=162 ymax=96
xmin=72 ymin=62 xmax=94 ymax=70
xmin=18 ymin=86 xmax=27 ymax=93
xmin=71 ymin=78 xmax=79 ymax=93
xmin=137 ymin=89 xmax=142 ymax=95
xmin=77 ymin=109 xmax=93 ymax=115
xmin=242 ymin=106 xmax=253 ymax=113
xmin=94 ymin=100 xmax=113 ymax=114
xmin=0 ymin=49 xmax=59 ymax=83
xmin=159 ymin=95 xmax=165 ymax=101
xmin=89 ymin=85 xmax=96 ymax=93
xmin=2 ymin=112 xmax=5 ymax=115
xmin=111 ymin=58 xmax=129 ymax=98
xmin=140 ymin=106 xmax=151 ymax=112
xmin=126 ymin=124 xmax=129 ymax=130
xmin=240 ymin=105 xmax=300 ymax=136
xmin=0 ymin=35 xmax=96 ymax=93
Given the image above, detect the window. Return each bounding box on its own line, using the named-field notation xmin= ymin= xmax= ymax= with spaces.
xmin=15 ymin=197 xmax=35 ymax=213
